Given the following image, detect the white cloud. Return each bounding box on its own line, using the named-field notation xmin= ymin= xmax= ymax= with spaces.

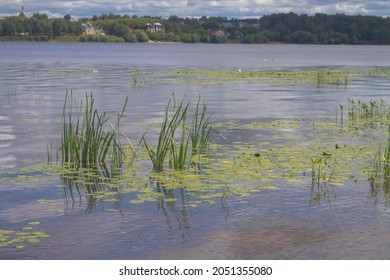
xmin=0 ymin=0 xmax=389 ymax=18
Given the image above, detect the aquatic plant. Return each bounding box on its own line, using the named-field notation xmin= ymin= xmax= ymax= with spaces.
xmin=316 ymin=71 xmax=349 ymax=87
xmin=311 ymin=151 xmax=337 ymax=186
xmin=346 ymin=98 xmax=389 ymax=129
xmin=189 ymin=96 xmax=213 ymax=153
xmin=0 ymin=220 xmax=50 ymax=249
xmin=142 ymin=95 xmax=189 ymax=172
xmin=60 ymin=92 xmax=130 ymax=175
xmin=169 ymin=100 xmax=191 ymax=170
xmin=167 ymin=69 xmax=390 ymax=86
xmin=142 ymin=95 xmax=214 ymax=172
xmin=368 ymin=124 xmax=390 ymax=208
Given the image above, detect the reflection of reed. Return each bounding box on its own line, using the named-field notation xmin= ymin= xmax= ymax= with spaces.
xmin=151 ymin=177 xmax=230 ymax=240
xmin=60 ymin=167 xmax=117 ymax=212
xmin=310 ymin=181 xmax=336 ymax=205
xmin=155 ymin=181 xmax=191 ymax=240
xmin=368 ymin=179 xmax=390 ymax=209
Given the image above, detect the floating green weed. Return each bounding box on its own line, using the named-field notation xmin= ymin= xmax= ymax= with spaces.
xmin=168 ymin=68 xmax=390 ymax=86
xmin=0 ymin=221 xmax=50 ymax=249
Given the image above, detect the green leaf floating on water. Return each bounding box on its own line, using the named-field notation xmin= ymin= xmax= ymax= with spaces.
xmin=0 ymin=222 xmax=50 ymax=249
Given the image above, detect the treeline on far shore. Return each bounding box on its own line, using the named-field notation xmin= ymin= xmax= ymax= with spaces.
xmin=1 ymin=12 xmax=390 ymax=44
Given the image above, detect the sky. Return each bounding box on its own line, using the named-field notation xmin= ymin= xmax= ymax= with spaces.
xmin=1 ymin=0 xmax=389 ymax=18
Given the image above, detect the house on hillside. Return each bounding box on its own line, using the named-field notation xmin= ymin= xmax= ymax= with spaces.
xmin=210 ymin=29 xmax=225 ymax=38
xmin=83 ymin=23 xmax=105 ymax=35
xmin=146 ymin=23 xmax=165 ymax=32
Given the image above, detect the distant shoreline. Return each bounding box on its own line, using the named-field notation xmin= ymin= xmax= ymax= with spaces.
xmin=0 ymin=36 xmax=387 ymax=46
xmin=2 ymin=13 xmax=390 ymax=45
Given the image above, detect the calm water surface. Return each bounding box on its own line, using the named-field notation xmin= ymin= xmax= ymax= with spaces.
xmin=0 ymin=42 xmax=390 ymax=259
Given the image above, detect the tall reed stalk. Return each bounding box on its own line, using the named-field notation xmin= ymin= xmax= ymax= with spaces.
xmin=189 ymin=96 xmax=213 ymax=154
xmin=383 ymin=124 xmax=390 ymax=181
xmin=142 ymin=96 xmax=188 ymax=172
xmin=142 ymin=95 xmax=213 ymax=172
xmin=169 ymin=105 xmax=190 ymax=170
xmin=60 ymin=92 xmax=129 ymax=174
xmin=346 ymin=98 xmax=388 ymax=128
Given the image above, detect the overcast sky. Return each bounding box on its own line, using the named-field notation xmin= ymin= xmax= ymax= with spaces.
xmin=1 ymin=0 xmax=389 ymax=18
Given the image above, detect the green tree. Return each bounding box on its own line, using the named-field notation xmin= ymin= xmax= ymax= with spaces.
xmin=290 ymin=31 xmax=318 ymax=44
xmin=135 ymin=30 xmax=149 ymax=42
xmin=124 ymin=33 xmax=138 ymax=42
xmin=210 ymin=33 xmax=225 ymax=43
xmin=52 ymin=18 xmax=68 ymax=36
xmin=41 ymin=19 xmax=53 ymax=37
xmin=242 ymin=32 xmax=269 ymax=44
xmin=2 ymin=19 xmax=16 ymax=35
xmin=68 ymin=21 xmax=83 ymax=35
xmin=108 ymin=22 xmax=129 ymax=37
xmin=180 ymin=33 xmax=192 ymax=43
xmin=63 ymin=14 xmax=72 ymax=21
xmin=32 ymin=13 xmax=48 ymax=20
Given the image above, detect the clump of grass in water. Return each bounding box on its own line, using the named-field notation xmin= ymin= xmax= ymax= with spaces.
xmin=346 ymin=98 xmax=388 ymax=128
xmin=142 ymin=95 xmax=213 ymax=172
xmin=368 ymin=124 xmax=390 ymax=207
xmin=168 ymin=98 xmax=190 ymax=170
xmin=189 ymin=96 xmax=213 ymax=154
xmin=311 ymin=151 xmax=337 ymax=186
xmin=310 ymin=151 xmax=337 ymax=203
xmin=60 ymin=92 xmax=131 ymax=175
xmin=142 ymin=95 xmax=188 ymax=172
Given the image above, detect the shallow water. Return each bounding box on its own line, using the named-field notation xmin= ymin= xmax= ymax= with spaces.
xmin=1 ymin=42 xmax=390 ymax=259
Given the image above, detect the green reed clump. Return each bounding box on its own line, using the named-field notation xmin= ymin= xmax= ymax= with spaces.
xmin=347 ymin=99 xmax=388 ymax=126
xmin=368 ymin=125 xmax=390 ymax=207
xmin=311 ymin=151 xmax=337 ymax=186
xmin=370 ymin=125 xmax=390 ymax=181
xmin=380 ymin=124 xmax=390 ymax=182
xmin=316 ymin=71 xmax=349 ymax=87
xmin=169 ymin=106 xmax=191 ymax=170
xmin=60 ymin=92 xmax=129 ymax=174
xmin=189 ymin=96 xmax=213 ymax=154
xmin=142 ymin=95 xmax=213 ymax=172
xmin=142 ymin=96 xmax=188 ymax=172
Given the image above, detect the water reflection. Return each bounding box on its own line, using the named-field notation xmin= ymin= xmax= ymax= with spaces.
xmin=0 ymin=115 xmax=16 ymax=169
xmin=368 ymin=177 xmax=390 ymax=210
xmin=2 ymin=43 xmax=390 ymax=259
xmin=310 ymin=182 xmax=337 ymax=205
xmin=61 ymin=170 xmax=114 ymax=213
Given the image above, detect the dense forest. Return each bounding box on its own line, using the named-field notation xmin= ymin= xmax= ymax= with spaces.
xmin=1 ymin=12 xmax=389 ymax=44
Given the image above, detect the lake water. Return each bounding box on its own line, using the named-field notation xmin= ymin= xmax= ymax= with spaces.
xmin=1 ymin=42 xmax=390 ymax=259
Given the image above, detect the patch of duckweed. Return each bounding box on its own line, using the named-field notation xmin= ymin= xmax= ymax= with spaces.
xmin=167 ymin=68 xmax=390 ymax=86
xmin=0 ymin=221 xmax=50 ymax=249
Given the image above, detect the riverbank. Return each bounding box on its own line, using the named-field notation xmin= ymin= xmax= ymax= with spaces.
xmin=0 ymin=35 xmax=388 ymax=45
